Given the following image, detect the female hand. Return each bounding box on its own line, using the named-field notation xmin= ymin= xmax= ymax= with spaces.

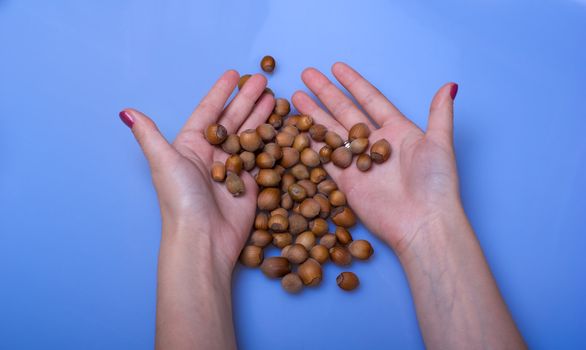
xmin=120 ymin=70 xmax=274 ymax=277
xmin=292 ymin=62 xmax=460 ymax=256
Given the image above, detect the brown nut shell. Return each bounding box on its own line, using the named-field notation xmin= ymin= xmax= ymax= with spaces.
xmin=350 ymin=138 xmax=369 ymax=154
xmin=309 ymin=218 xmax=329 ymax=236
xmin=240 ymin=129 xmax=263 ymax=152
xmin=297 ymin=180 xmax=317 ymax=197
xmin=256 ymin=169 xmax=281 ymax=187
xmin=260 ymin=55 xmax=276 ymax=73
xmin=268 ymin=214 xmax=289 ymax=232
xmin=370 ymin=139 xmax=392 ymax=163
xmin=296 ymin=115 xmax=313 ymax=131
xmin=297 ymin=258 xmax=322 ymax=286
xmin=225 ymin=172 xmax=245 ymax=197
xmin=317 ymin=179 xmax=337 ymax=196
xmin=240 ymin=245 xmax=264 ymax=267
xmin=256 ymin=152 xmax=276 ymax=169
xmin=256 ymin=124 xmax=276 ymax=142
xmin=320 ymin=234 xmax=337 ymax=249
xmin=309 ymin=167 xmax=327 ymax=184
xmin=309 ymin=245 xmax=330 ymax=264
xmin=280 ymin=147 xmax=300 ymax=168
xmin=281 ymin=193 xmax=293 ymax=210
xmin=205 ymin=124 xmax=228 ymax=145
xmin=267 ymin=113 xmax=283 ymax=128
xmin=211 ymin=162 xmax=226 ymax=182
xmin=330 ymin=246 xmax=352 ymax=266
xmin=257 ymin=188 xmax=281 ymax=210
xmin=325 ymin=131 xmax=344 ymax=148
xmin=250 ymin=230 xmax=272 ymax=247
xmin=319 ymin=145 xmax=333 ymax=164
xmin=291 ymin=164 xmax=309 ymax=180
xmin=254 ymin=212 xmax=269 ymax=230
xmin=264 ymin=143 xmax=283 ymax=160
xmin=348 ymin=122 xmax=371 ymax=141
xmin=225 ymin=154 xmax=243 ymax=174
xmin=331 ymin=147 xmax=353 ymax=168
xmin=288 ymin=213 xmax=308 ymax=235
xmin=221 ymin=134 xmax=241 ymax=154
xmin=238 ymin=74 xmax=251 ymax=90
xmin=331 ymin=206 xmax=357 ymax=227
xmin=272 ymin=233 xmax=293 ymax=248
xmin=300 ymin=148 xmax=320 ymax=167
xmin=274 ymin=98 xmax=290 ymax=116
xmin=292 ymin=133 xmax=310 ymax=152
xmin=260 ymin=257 xmax=291 ymax=278
xmin=349 ymin=240 xmax=374 ymax=260
xmin=295 ymin=231 xmax=316 ymax=250
xmin=281 ymin=273 xmax=303 ymax=293
xmin=335 ymin=226 xmax=353 ymax=245
xmin=239 ymin=151 xmax=256 ymax=171
xmin=299 ymin=198 xmax=321 ymax=219
xmin=356 ymin=154 xmax=372 ymax=171
xmin=329 ymin=190 xmax=347 ymax=207
xmin=309 ymin=124 xmax=327 ymax=142
xmin=284 ymin=244 xmax=309 ymax=264
xmin=313 ymin=194 xmax=331 ymax=219
xmin=288 ymin=183 xmax=307 ymax=202
xmin=336 ymin=271 xmax=360 ymax=291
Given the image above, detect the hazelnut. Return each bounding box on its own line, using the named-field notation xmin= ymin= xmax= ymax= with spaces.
xmin=254 ymin=212 xmax=269 ymax=230
xmin=336 ymin=272 xmax=360 ymax=291
xmin=205 ymin=124 xmax=228 ymax=145
xmin=350 ymin=138 xmax=369 ymax=154
xmin=309 ymin=124 xmax=327 ymax=141
xmin=256 ymin=152 xmax=276 ymax=169
xmin=298 ymin=258 xmax=322 ymax=286
xmin=274 ymin=164 xmax=286 ymax=175
xmin=282 ymin=124 xmax=300 ymax=135
xmin=281 ymin=174 xmax=296 ymax=192
xmin=296 ymin=115 xmax=313 ymax=131
xmin=299 ymin=198 xmax=320 ymax=219
xmin=274 ymin=98 xmax=290 ymax=116
xmin=239 ymin=151 xmax=256 ymax=171
xmin=335 ymin=226 xmax=353 ymax=245
xmin=330 ymin=246 xmax=352 ymax=266
xmin=238 ymin=74 xmax=251 ymax=90
xmin=325 ymin=131 xmax=344 ymax=148
xmin=319 ymin=145 xmax=333 ymax=164
xmin=250 ymin=230 xmax=272 ymax=247
xmin=268 ymin=214 xmax=288 ymax=232
xmin=309 ymin=245 xmax=329 ymax=264
xmin=309 ymin=218 xmax=329 ymax=236
xmin=329 ymin=190 xmax=347 ymax=206
xmin=295 ymin=231 xmax=316 ymax=250
xmin=280 ymin=147 xmax=300 ymax=168
xmin=271 ymin=208 xmax=288 ymax=217
xmin=349 ymin=240 xmax=374 ymax=260
xmin=264 ymin=143 xmax=283 ymax=160
xmin=288 ymin=213 xmax=308 ymax=235
xmin=256 ymin=123 xmax=276 ymax=142
xmin=297 ymin=180 xmax=317 ymax=197
xmin=370 ymin=139 xmax=392 ymax=163
xmin=313 ymin=194 xmax=331 ymax=219
xmin=267 ymin=113 xmax=283 ymax=128
xmin=356 ymin=154 xmax=372 ymax=171
xmin=272 ymin=233 xmax=293 ymax=248
xmin=320 ymin=234 xmax=337 ymax=249
xmin=260 ymin=55 xmax=276 ymax=73
xmin=317 ymin=179 xmax=337 ymax=195
xmin=257 ymin=188 xmax=281 ymax=210
xmin=240 ymin=129 xmax=262 ymax=152
xmin=281 ymin=273 xmax=303 ymax=293
xmin=221 ymin=134 xmax=241 ymax=154
xmin=264 ymin=87 xmax=274 ymax=96
xmin=240 ymin=245 xmax=263 ymax=267
xmin=225 ymin=172 xmax=245 ymax=197
xmin=288 ymin=183 xmax=307 ymax=202
xmin=300 ymin=148 xmax=320 ymax=167
xmin=348 ymin=122 xmax=371 ymax=141
xmin=309 ymin=167 xmax=327 ymax=184
xmin=256 ymin=169 xmax=281 ymax=187
xmin=225 ymin=154 xmax=243 ymax=174
xmin=260 ymin=257 xmax=290 ymax=278
xmin=210 ymin=162 xmax=226 ymax=182
xmin=331 ymin=147 xmax=353 ymax=168
xmin=284 ymin=244 xmax=309 ymax=264
xmin=292 ymin=133 xmax=310 ymax=152
xmin=281 ymin=193 xmax=293 ymax=210
xmin=331 ymin=206 xmax=357 ymax=227
xmin=291 ymin=164 xmax=309 ymax=180
xmin=276 ymin=132 xmax=295 ymax=147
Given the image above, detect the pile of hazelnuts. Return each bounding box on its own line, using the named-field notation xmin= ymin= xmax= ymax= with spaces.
xmin=205 ymin=56 xmax=391 ymax=293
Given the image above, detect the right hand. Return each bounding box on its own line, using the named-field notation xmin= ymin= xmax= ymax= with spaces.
xmin=292 ymin=62 xmax=462 ymax=256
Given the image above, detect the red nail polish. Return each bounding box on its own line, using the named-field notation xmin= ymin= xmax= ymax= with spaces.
xmin=450 ymin=83 xmax=459 ymax=100
xmin=119 ymin=110 xmax=134 ymax=128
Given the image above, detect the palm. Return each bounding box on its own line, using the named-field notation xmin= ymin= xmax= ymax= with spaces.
xmin=292 ymin=63 xmax=458 ymax=254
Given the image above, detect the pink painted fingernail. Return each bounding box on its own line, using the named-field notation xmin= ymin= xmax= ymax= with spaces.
xmin=119 ymin=110 xmax=134 ymax=128
xmin=450 ymin=83 xmax=459 ymax=100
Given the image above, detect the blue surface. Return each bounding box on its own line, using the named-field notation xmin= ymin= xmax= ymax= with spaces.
xmin=1 ymin=1 xmax=585 ymax=349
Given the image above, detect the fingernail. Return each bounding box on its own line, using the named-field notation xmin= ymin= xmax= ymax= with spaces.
xmin=450 ymin=83 xmax=459 ymax=100
xmin=119 ymin=110 xmax=134 ymax=128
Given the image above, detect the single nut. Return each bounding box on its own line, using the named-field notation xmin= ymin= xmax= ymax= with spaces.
xmin=272 ymin=233 xmax=293 ymax=248
xmin=281 ymin=273 xmax=303 ymax=293
xmin=288 ymin=183 xmax=307 ymax=202
xmin=295 ymin=231 xmax=316 ymax=250
xmin=221 ymin=134 xmax=241 ymax=154
xmin=370 ymin=139 xmax=392 ymax=163
xmin=281 ymin=245 xmax=292 ymax=257
xmin=288 ymin=213 xmax=308 ymax=235
xmin=274 ymin=165 xmax=286 ymax=175
xmin=330 ymin=246 xmax=352 ymax=266
xmin=254 ymin=212 xmax=269 ymax=230
xmin=260 ymin=257 xmax=290 ymax=278
xmin=281 ymin=193 xmax=293 ymax=210
xmin=239 ymin=151 xmax=256 ymax=171
xmin=319 ymin=145 xmax=333 ymax=163
xmin=284 ymin=244 xmax=309 ymax=264
xmin=291 ymin=164 xmax=309 ymax=180
xmin=329 ymin=190 xmax=347 ymax=206
xmin=331 ymin=147 xmax=353 ymax=168
xmin=356 ymin=154 xmax=372 ymax=171
xmin=309 ymin=167 xmax=327 ymax=184
xmin=225 ymin=172 xmax=245 ymax=197
xmin=282 ymin=123 xmax=300 ymax=135
xmin=335 ymin=226 xmax=353 ymax=245
xmin=225 ymin=154 xmax=243 ymax=174
xmin=256 ymin=152 xmax=276 ymax=169
xmin=298 ymin=258 xmax=322 ymax=286
xmin=264 ymin=143 xmax=283 ymax=160
xmin=267 ymin=113 xmax=283 ymax=128
xmin=250 ymin=230 xmax=272 ymax=247
xmin=205 ymin=124 xmax=228 ymax=145
xmin=281 ymin=174 xmax=296 ymax=192
xmin=271 ymin=208 xmax=288 ymax=217
xmin=350 ymin=138 xmax=369 ymax=154
xmin=276 ymin=132 xmax=294 ymax=147
xmin=336 ymin=271 xmax=360 ymax=291
xmin=264 ymin=87 xmax=274 ymax=96
xmin=256 ymin=169 xmax=281 ymax=187
xmin=309 ymin=245 xmax=329 ymax=264
xmin=296 ymin=115 xmax=313 ymax=131
xmin=256 ymin=123 xmax=277 ymax=142
xmin=349 ymin=240 xmax=374 ymax=260
xmin=293 ymin=133 xmax=310 ymax=152
xmin=260 ymin=55 xmax=276 ymax=73
xmin=309 ymin=124 xmax=327 ymax=142
xmin=211 ymin=162 xmax=226 ymax=182
xmin=240 ymin=129 xmax=262 ymax=152
xmin=317 ymin=179 xmax=337 ymax=195
xmin=268 ymin=214 xmax=289 ymax=232
xmin=325 ymin=131 xmax=344 ymax=148
xmin=257 ymin=188 xmax=281 ymax=210
xmin=238 ymin=74 xmax=251 ymax=90
xmin=348 ymin=122 xmax=371 ymax=141
xmin=300 ymin=148 xmax=320 ymax=167
xmin=274 ymin=98 xmax=290 ymax=116
xmin=240 ymin=245 xmax=264 ymax=267
xmin=331 ymin=206 xmax=357 ymax=227
xmin=309 ymin=218 xmax=329 ymax=236
xmin=320 ymin=234 xmax=337 ymax=249
xmin=299 ymin=198 xmax=321 ymax=219
xmin=313 ymin=193 xmax=331 ymax=219
xmin=280 ymin=147 xmax=300 ymax=168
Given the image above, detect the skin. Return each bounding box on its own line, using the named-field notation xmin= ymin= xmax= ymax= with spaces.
xmin=121 ymin=63 xmax=526 ymax=349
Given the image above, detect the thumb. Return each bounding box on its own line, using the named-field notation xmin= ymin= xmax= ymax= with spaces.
xmin=119 ymin=108 xmax=174 ymax=168
xmin=426 ymin=82 xmax=458 ymax=143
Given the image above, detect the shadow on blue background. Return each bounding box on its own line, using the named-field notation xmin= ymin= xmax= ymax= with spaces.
xmin=0 ymin=0 xmax=584 ymax=349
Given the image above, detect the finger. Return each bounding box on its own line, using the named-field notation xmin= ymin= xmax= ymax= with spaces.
xmin=426 ymin=83 xmax=458 ymax=143
xmin=218 ymin=74 xmax=268 ymax=133
xmin=331 ymin=62 xmax=412 ymax=129
xmin=119 ymin=108 xmax=177 ymax=169
xmin=181 ymin=70 xmax=239 ymax=133
xmin=301 ymin=68 xmax=376 ymax=130
xmin=291 ymin=91 xmax=347 ymax=136
xmin=238 ymin=93 xmax=275 ymax=132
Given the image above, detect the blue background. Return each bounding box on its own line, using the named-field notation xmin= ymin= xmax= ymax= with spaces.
xmin=1 ymin=0 xmax=585 ymax=349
